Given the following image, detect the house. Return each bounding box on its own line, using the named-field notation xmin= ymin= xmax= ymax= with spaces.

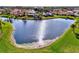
xmin=73 ymin=9 xmax=79 ymax=16
xmin=27 ymin=9 xmax=36 ymax=17
xmin=10 ymin=8 xmax=25 ymax=16
xmin=0 ymin=9 xmax=6 ymax=14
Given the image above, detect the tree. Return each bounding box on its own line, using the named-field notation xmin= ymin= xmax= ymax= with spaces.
xmin=71 ymin=24 xmax=76 ymax=33
xmin=0 ymin=20 xmax=2 ymax=28
xmin=0 ymin=20 xmax=3 ymax=33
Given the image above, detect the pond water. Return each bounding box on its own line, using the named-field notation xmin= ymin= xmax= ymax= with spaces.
xmin=1 ymin=18 xmax=74 ymax=48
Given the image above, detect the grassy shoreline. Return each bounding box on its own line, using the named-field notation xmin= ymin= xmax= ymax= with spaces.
xmin=0 ymin=14 xmax=75 ymax=20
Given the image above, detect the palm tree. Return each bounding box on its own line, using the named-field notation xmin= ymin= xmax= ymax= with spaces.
xmin=0 ymin=20 xmax=2 ymax=28
xmin=0 ymin=20 xmax=3 ymax=33
xmin=75 ymin=20 xmax=79 ymax=28
xmin=71 ymin=24 xmax=76 ymax=33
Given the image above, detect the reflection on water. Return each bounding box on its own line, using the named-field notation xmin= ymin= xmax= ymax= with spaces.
xmin=37 ymin=20 xmax=47 ymax=45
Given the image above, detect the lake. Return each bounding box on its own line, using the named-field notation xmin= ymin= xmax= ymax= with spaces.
xmin=1 ymin=18 xmax=74 ymax=48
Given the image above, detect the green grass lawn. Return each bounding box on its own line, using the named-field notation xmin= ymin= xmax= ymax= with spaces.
xmin=1 ymin=17 xmax=79 ymax=53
